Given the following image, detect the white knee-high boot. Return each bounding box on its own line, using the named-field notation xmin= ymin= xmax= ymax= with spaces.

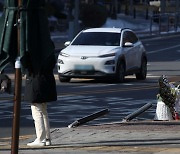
xmin=27 ymin=103 xmax=46 ymax=147
xmin=27 ymin=103 xmax=51 ymax=146
xmin=31 ymin=103 xmax=46 ymax=141
xmin=42 ymin=104 xmax=51 ymax=139
xmin=41 ymin=103 xmax=51 ymax=145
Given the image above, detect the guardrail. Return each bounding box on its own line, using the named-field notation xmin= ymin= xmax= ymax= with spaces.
xmin=150 ymin=13 xmax=180 ymax=35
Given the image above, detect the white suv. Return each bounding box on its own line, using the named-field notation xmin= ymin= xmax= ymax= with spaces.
xmin=57 ymin=28 xmax=147 ymax=82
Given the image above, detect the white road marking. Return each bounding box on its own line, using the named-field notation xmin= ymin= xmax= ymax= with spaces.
xmin=72 ymin=84 xmax=116 ymax=88
xmin=147 ymin=44 xmax=180 ymax=54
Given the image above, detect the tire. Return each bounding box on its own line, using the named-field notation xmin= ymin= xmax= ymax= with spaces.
xmin=116 ymin=61 xmax=125 ymax=83
xmin=136 ymin=58 xmax=147 ymax=80
xmin=58 ymin=74 xmax=71 ymax=82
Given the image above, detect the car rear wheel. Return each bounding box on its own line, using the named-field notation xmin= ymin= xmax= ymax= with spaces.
xmin=116 ymin=61 xmax=125 ymax=83
xmin=136 ymin=58 xmax=147 ymax=80
xmin=58 ymin=74 xmax=71 ymax=82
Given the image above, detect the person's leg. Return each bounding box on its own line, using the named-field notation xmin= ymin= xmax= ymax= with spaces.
xmin=27 ymin=103 xmax=46 ymax=146
xmin=41 ymin=103 xmax=51 ymax=145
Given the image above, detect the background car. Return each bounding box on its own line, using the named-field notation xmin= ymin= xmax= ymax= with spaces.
xmin=57 ymin=28 xmax=147 ymax=82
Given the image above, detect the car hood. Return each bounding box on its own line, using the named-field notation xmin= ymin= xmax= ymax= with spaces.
xmin=61 ymin=45 xmax=119 ymax=57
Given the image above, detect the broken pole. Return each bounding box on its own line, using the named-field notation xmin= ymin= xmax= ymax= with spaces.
xmin=122 ymin=102 xmax=153 ymax=122
xmin=68 ymin=108 xmax=109 ymax=128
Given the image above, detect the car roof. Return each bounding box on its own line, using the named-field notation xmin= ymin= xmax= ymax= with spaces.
xmin=82 ymin=28 xmax=124 ymax=33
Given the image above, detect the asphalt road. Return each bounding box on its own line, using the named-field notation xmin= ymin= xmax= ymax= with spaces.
xmin=0 ymin=34 xmax=180 ymax=139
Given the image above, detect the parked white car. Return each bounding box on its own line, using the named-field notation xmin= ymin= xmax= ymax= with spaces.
xmin=57 ymin=28 xmax=147 ymax=82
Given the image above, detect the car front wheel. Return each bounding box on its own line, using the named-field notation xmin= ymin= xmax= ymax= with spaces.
xmin=116 ymin=61 xmax=125 ymax=83
xmin=136 ymin=58 xmax=147 ymax=80
xmin=58 ymin=74 xmax=71 ymax=82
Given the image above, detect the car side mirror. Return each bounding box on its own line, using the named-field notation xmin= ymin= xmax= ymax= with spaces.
xmin=64 ymin=41 xmax=71 ymax=47
xmin=124 ymin=42 xmax=133 ymax=47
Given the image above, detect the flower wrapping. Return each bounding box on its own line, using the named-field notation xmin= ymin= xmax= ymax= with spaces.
xmin=157 ymin=75 xmax=179 ymax=119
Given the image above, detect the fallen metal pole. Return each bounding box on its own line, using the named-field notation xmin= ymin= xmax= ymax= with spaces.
xmin=122 ymin=102 xmax=153 ymax=122
xmin=68 ymin=108 xmax=109 ymax=128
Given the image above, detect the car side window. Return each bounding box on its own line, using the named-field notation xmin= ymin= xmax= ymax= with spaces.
xmin=122 ymin=31 xmax=138 ymax=45
xmin=128 ymin=31 xmax=138 ymax=43
xmin=122 ymin=31 xmax=130 ymax=45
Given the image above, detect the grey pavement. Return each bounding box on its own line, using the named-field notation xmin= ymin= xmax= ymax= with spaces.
xmin=1 ymin=121 xmax=180 ymax=154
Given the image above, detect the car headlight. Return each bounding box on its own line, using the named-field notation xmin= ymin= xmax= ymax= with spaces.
xmin=99 ymin=53 xmax=116 ymax=58
xmin=60 ymin=52 xmax=69 ymax=57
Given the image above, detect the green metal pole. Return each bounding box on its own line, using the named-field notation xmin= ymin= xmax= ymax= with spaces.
xmin=11 ymin=0 xmax=22 ymax=153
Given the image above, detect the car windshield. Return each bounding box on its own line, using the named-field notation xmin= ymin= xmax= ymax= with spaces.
xmin=71 ymin=32 xmax=120 ymax=46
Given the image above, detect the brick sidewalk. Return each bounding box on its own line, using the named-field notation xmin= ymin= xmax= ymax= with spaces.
xmin=1 ymin=121 xmax=180 ymax=154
